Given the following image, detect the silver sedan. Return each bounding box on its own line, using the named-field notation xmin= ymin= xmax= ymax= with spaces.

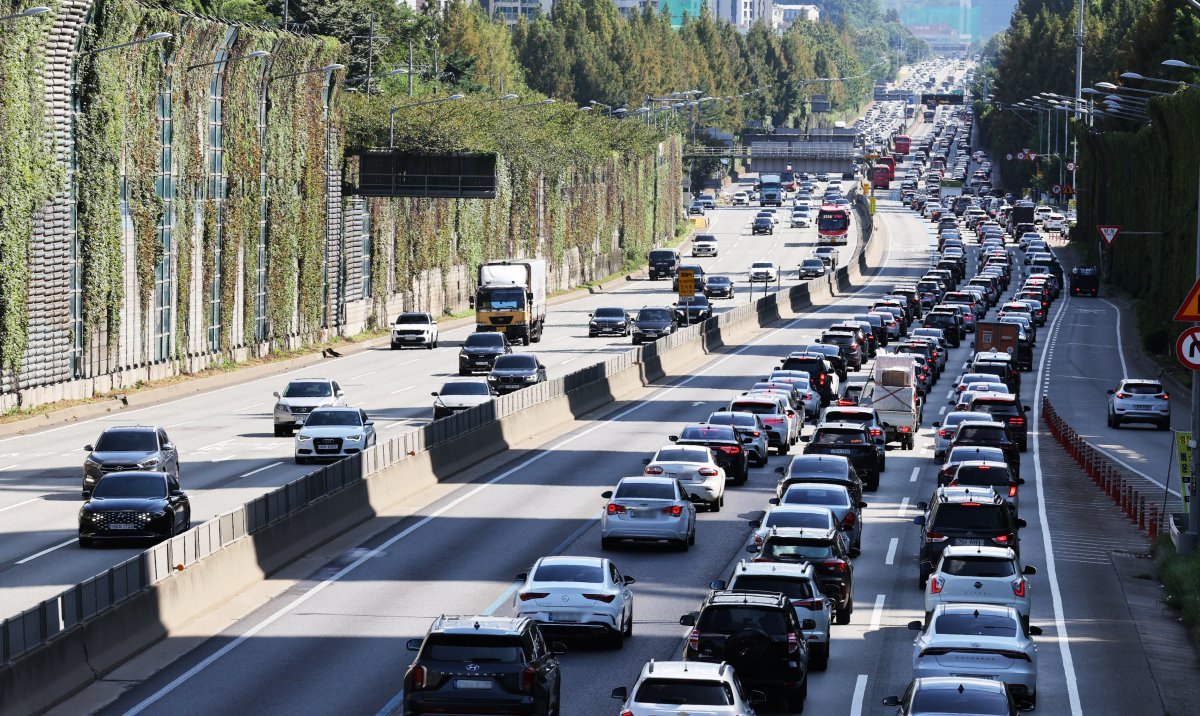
xmin=600 ymin=477 xmax=697 ymax=551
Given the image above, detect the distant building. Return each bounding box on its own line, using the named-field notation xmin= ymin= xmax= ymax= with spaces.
xmin=771 ymin=3 xmax=819 ymax=31
xmin=879 ymin=0 xmax=1017 ymax=49
xmin=614 ymin=0 xmax=655 ymax=18
xmin=481 ymin=0 xmax=552 ymax=25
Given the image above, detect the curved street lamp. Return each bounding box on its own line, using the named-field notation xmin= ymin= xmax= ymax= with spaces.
xmin=0 ymin=5 xmax=49 ymax=22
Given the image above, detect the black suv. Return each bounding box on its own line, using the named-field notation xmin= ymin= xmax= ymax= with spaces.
xmin=588 ymin=307 xmax=631 ymax=337
xmin=670 ymin=424 xmax=750 ymax=485
xmin=968 ymin=393 xmax=1031 ymax=452
xmin=83 ymin=426 xmax=180 ymax=497
xmin=404 ymin=615 xmax=565 ymax=716
xmin=748 ymin=527 xmax=856 ymax=624
xmin=674 ymin=295 xmax=713 ymax=326
xmin=779 ymin=353 xmax=837 ymax=405
xmin=795 ymin=344 xmax=847 ymax=382
xmin=948 ymin=420 xmax=1020 ymax=477
xmin=801 ymin=422 xmax=882 ymax=490
xmin=914 ymin=487 xmax=1026 ymax=587
xmin=818 ymin=332 xmax=863 ymax=371
xmin=459 ymin=332 xmax=512 ymax=376
xmin=632 ymin=306 xmax=677 ymax=344
xmin=679 ymin=590 xmax=811 ymax=711
xmin=922 ymin=312 xmax=961 ymax=346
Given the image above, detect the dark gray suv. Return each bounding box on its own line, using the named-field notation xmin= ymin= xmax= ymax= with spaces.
xmin=83 ymin=426 xmax=179 ymax=497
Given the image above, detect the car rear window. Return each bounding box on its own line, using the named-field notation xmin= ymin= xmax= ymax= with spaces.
xmin=729 ymin=575 xmax=815 ymax=600
xmin=634 ymin=679 xmax=733 ymax=706
xmin=614 ymin=481 xmax=675 ymax=500
xmin=424 ymin=635 xmax=527 ymax=663
xmin=971 ymin=399 xmax=1019 ymax=417
xmin=823 ymin=411 xmax=870 ymax=425
xmin=956 ymin=426 xmax=1007 ymax=442
xmin=532 ymin=563 xmax=604 ymax=583
xmin=941 ymin=556 xmax=1016 ymax=578
xmin=812 ymin=429 xmax=866 ymax=445
xmin=931 ymin=503 xmax=1008 ymax=530
xmin=697 ymin=606 xmax=786 ymax=635
xmin=953 ymin=464 xmax=1014 ymax=487
xmin=783 ymin=487 xmax=848 ymax=506
xmin=761 ymin=540 xmax=834 ymax=561
xmin=934 ymin=613 xmax=1017 ymax=638
xmin=1124 ymin=383 xmax=1163 ymax=395
xmin=764 ymin=510 xmax=832 ymax=531
xmin=730 ymin=401 xmax=778 ymax=415
xmin=655 ymin=447 xmax=710 ymax=463
xmin=679 ymin=427 xmax=736 ymax=442
xmin=911 ymin=689 xmax=1010 ymax=714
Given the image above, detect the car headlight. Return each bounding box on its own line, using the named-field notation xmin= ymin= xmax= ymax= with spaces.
xmin=296 ymin=435 xmax=313 ymax=442
xmin=138 ymin=457 xmax=159 ymax=468
xmin=524 ymin=375 xmax=538 ymax=382
xmin=346 ymin=435 xmax=362 ymax=441
xmin=275 ymin=402 xmax=288 ymax=412
xmin=85 ymin=456 xmax=101 ymax=467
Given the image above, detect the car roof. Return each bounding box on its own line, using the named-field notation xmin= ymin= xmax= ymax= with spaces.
xmin=814 ymin=421 xmax=868 ymax=432
xmin=912 ymin=676 xmax=1011 ymax=695
xmin=934 ymin=602 xmax=1015 ymax=619
xmin=287 ymin=378 xmax=333 ymax=384
xmin=100 ymin=425 xmax=158 ymax=432
xmin=637 ymin=660 xmax=730 ymax=681
xmin=935 ymin=485 xmax=1003 ymax=504
xmin=954 ymin=460 xmax=1012 ymax=471
xmin=617 ymin=476 xmax=677 ymax=486
xmin=310 ymin=406 xmax=360 ymax=413
xmin=536 ymin=555 xmax=604 ymax=568
xmin=731 ymin=559 xmax=816 ymax=579
xmin=430 ymin=615 xmax=531 ymax=636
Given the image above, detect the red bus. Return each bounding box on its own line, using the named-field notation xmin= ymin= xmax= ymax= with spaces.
xmin=893 ymin=134 xmax=912 ymax=154
xmin=872 ymin=164 xmax=891 ymax=189
xmin=876 ymin=155 xmax=896 ymax=180
xmin=817 ymin=205 xmax=851 ymax=246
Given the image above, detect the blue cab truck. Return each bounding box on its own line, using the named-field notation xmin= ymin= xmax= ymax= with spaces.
xmin=758 ymin=173 xmax=783 ymax=207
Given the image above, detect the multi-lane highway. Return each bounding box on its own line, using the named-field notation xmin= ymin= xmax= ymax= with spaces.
xmin=38 ymin=162 xmax=1164 ymax=716
xmin=0 ymin=180 xmax=861 ymax=620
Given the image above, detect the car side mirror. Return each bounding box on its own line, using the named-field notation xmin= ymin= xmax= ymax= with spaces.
xmin=858 ymin=501 xmax=868 ymax=508
xmin=1023 ymin=565 xmax=1037 ymax=575
xmin=601 ymin=490 xmax=613 ymax=499
xmin=786 ymin=409 xmax=796 ymax=417
xmin=431 ymin=392 xmax=439 ymax=397
xmin=169 ymin=490 xmax=184 ymax=497
xmin=745 ymin=543 xmax=762 ymax=554
xmin=849 ymin=547 xmax=861 ymax=558
xmin=907 ymin=620 xmax=924 ymax=631
xmin=84 ymin=444 xmax=94 ymax=452
xmin=406 ymin=638 xmax=423 ymax=652
xmin=164 ymin=443 xmax=175 ymax=450
xmin=801 ymin=619 xmax=816 ymax=630
xmin=800 ymin=435 xmax=810 ymax=442
xmin=1017 ymin=699 xmax=1036 ymax=712
xmin=1023 ymin=405 xmax=1030 ymax=412
xmin=1028 ymin=626 xmax=1043 ymax=637
xmin=913 ymin=515 xmax=926 ymax=526
xmin=272 ymin=391 xmax=280 ymax=398
xmin=610 ymin=687 xmax=627 ymax=701
xmin=668 ymin=435 xmax=679 ymax=442
xmin=768 ymin=498 xmax=780 ymax=505
xmin=931 ymin=421 xmax=941 ymax=428
xmin=551 ymin=642 xmax=568 ymax=655
xmin=1107 ymin=389 xmax=1115 ymax=395
xmin=588 ymin=313 xmax=594 ymax=318
xmin=623 ymin=576 xmax=636 ymax=585
xmin=882 ymin=696 xmax=902 ymax=707
xmin=336 ymin=390 xmax=345 ymax=398
xmin=1015 ymin=518 xmax=1028 ymax=529
xmin=516 ymin=572 xmax=528 ymax=581
xmin=679 ymin=613 xmax=698 ymax=626
xmin=710 ymin=579 xmax=727 ymax=590
xmin=774 ymin=466 xmax=786 ymax=474
xmin=917 ymin=501 xmax=928 ymax=511
xmin=365 ymin=420 xmax=374 ymax=426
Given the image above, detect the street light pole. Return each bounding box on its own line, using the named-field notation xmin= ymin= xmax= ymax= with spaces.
xmin=387 ymin=93 xmax=465 ymax=147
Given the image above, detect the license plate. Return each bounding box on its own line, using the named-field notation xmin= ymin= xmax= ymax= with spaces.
xmin=454 ymin=679 xmax=492 ymax=690
xmin=109 ymin=524 xmax=137 ymax=530
xmin=1134 ymin=404 xmax=1152 ymax=410
xmin=955 ymin=539 xmax=984 ymax=546
xmin=404 ymin=336 xmax=422 ymax=341
xmin=953 ymin=674 xmax=995 ymax=680
xmin=830 ymin=449 xmax=852 ymax=455
xmin=294 ymin=416 xmax=306 ymax=424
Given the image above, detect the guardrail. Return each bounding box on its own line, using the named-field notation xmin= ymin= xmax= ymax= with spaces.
xmin=0 ymin=189 xmax=879 ymax=714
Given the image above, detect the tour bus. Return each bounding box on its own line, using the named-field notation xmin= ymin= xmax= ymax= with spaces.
xmin=893 ymin=134 xmax=912 ymax=155
xmin=817 ymin=204 xmax=851 ymax=246
xmin=872 ymin=164 xmax=892 ymax=189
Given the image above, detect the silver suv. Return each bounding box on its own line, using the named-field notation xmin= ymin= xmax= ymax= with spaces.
xmin=82 ymin=426 xmax=179 ymax=497
xmin=1107 ymin=379 xmax=1170 ymax=430
xmin=273 ymin=378 xmax=346 ymax=436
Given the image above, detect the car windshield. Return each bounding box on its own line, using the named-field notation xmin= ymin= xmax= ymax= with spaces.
xmin=1124 ymin=383 xmax=1163 ymax=395
xmin=649 ymin=250 xmax=676 ymax=262
xmin=94 ymin=430 xmax=157 ymax=452
xmin=614 ymin=481 xmax=675 ymax=500
xmin=765 ymin=510 xmax=832 ymax=530
xmin=424 ymin=635 xmax=526 ymax=663
xmin=638 ymin=309 xmax=672 ymax=322
xmin=464 ymin=333 xmax=505 ymax=348
xmin=941 ymin=556 xmax=1016 ymax=578
xmin=439 ymin=382 xmax=490 ymax=397
xmin=594 ymin=308 xmax=625 ymax=318
xmin=707 ymin=277 xmax=730 ymax=285
xmin=634 ymin=679 xmax=733 ymax=706
xmin=92 ymin=473 xmax=167 ymax=499
xmin=934 ymin=613 xmax=1018 ymax=637
xmin=762 ymin=540 xmax=834 ymax=560
xmin=305 ymin=410 xmax=362 ymax=427
xmin=532 ymin=563 xmax=604 ymax=583
xmin=932 ymin=503 xmax=1008 ymax=530
xmin=813 ymin=429 xmax=866 ymax=445
xmin=696 ymin=606 xmax=787 ymax=635
xmin=802 ymin=260 xmax=824 ymax=268
xmin=478 ymin=287 xmax=525 ymax=311
xmin=679 ymin=297 xmax=710 ymax=307
xmin=752 ymin=262 xmax=774 ymax=269
xmin=783 ymin=487 xmax=848 ymax=506
xmin=730 ymin=575 xmax=815 ymax=600
xmin=394 ymin=314 xmax=430 ymax=324
xmin=283 ymin=382 xmax=333 ymax=398
xmin=730 ymin=401 xmax=778 ymax=415
xmin=493 ymin=355 xmax=537 ymax=370
xmin=911 ymin=689 xmax=1011 ymax=714
xmin=654 ymin=447 xmax=711 ymax=463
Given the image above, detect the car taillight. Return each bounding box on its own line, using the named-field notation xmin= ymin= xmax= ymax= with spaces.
xmin=583 ymin=593 xmax=616 ymax=603
xmin=870 ymin=428 xmax=882 ymax=437
xmin=925 ymin=531 xmax=948 ymax=543
xmin=792 ymin=598 xmax=824 ymax=611
xmin=754 ymin=534 xmax=765 ymax=546
xmin=838 ymin=399 xmax=853 ymax=406
xmin=938 ymin=428 xmax=952 ymax=438
xmin=900 ymin=426 xmax=912 ymax=433
xmin=520 ymin=666 xmax=536 ymax=692
xmin=606 ymin=503 xmax=626 ymax=515
xmin=804 ymin=393 xmax=813 ymax=400
xmin=519 ymin=592 xmax=549 ymax=601
xmin=665 ymin=505 xmax=683 ymax=517
xmin=932 ymin=350 xmax=939 ymax=358
xmin=787 ymin=631 xmax=800 ymax=653
xmin=993 ymin=534 xmax=1012 ymax=545
xmin=1008 ymin=417 xmax=1025 ymax=426
xmin=1012 ymin=578 xmax=1027 ymax=598
xmin=688 ymin=629 xmax=700 ymax=650
xmin=698 ymin=467 xmax=719 ymax=477
xmin=411 ymin=665 xmax=427 ymax=690
xmin=842 ymin=511 xmax=857 ymax=529
xmin=750 ymin=431 xmax=761 ymax=437
xmin=717 ymin=446 xmax=742 ymax=455
xmin=850 ymin=343 xmax=859 ymax=350
xmin=1160 ymin=394 xmax=1170 ymax=400
xmin=821 ymin=558 xmax=849 ymax=572
xmin=929 ymin=576 xmax=944 ymax=594
xmin=644 ymin=465 xmax=664 ymax=475
xmin=1008 ymin=485 xmax=1018 ymax=497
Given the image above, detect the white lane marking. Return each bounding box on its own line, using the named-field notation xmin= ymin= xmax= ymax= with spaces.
xmin=239 ymin=461 xmax=284 ymax=479
xmin=897 ymin=496 xmax=910 ymax=517
xmin=195 ymin=438 xmax=235 ymax=452
xmin=389 ymin=385 xmax=415 ymax=395
xmin=15 ymin=537 xmax=77 ymax=565
xmin=938 ymin=405 xmax=946 ymax=415
xmin=234 ymin=403 xmax=264 ymax=413
xmin=0 ymin=496 xmax=43 ymax=514
xmin=885 ymin=537 xmax=898 ymax=565
xmin=909 ymin=467 xmax=920 ymax=483
xmin=1 ymin=463 xmax=22 ymax=471
xmin=560 ymin=357 xmax=579 ymax=365
xmin=396 ymin=359 xmax=418 ymax=367
xmin=1098 ymin=299 xmax=1127 ymax=378
xmin=1032 ymin=294 xmax=1084 ymax=716
xmin=122 ymin=193 xmax=901 ymax=715
xmin=348 ymin=371 xmax=376 ymax=381
xmin=869 ymin=594 xmax=886 ymax=630
xmin=166 ymin=419 xmax=197 ymax=428
xmin=849 ymin=675 xmax=869 ymax=716
xmin=374 ymin=688 xmax=406 ymax=716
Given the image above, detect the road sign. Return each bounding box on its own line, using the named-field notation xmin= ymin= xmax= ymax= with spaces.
xmin=1177 ymin=329 xmax=1200 ymax=370
xmin=1178 ymin=432 xmax=1194 ymax=510
xmin=677 ymin=268 xmax=696 ymax=299
xmin=1174 ymin=277 xmax=1200 ymax=321
xmin=1028 ymin=152 xmax=1038 ymax=162
xmin=1022 ymin=147 xmax=1030 ymax=156
xmin=1066 ymin=161 xmax=1076 ymax=171
xmin=1051 ymin=184 xmax=1062 ymax=195
xmin=1097 ymin=224 xmax=1121 ymax=247
xmin=1016 ymin=152 xmax=1026 ymax=160
xmin=1062 ymin=184 xmax=1075 ymax=196
xmin=1006 ymin=153 xmax=1013 ymax=161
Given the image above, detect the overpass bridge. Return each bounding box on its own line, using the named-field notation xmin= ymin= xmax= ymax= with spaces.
xmin=684 ymin=142 xmax=865 ymax=176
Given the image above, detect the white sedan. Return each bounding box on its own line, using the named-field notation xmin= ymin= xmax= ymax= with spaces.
xmin=516 ymin=555 xmax=635 ymax=648
xmin=732 ymin=191 xmax=749 ymax=206
xmin=644 ymin=444 xmax=726 ymax=511
xmin=748 ymin=261 xmax=778 ymax=283
xmin=294 ymin=406 xmax=376 ymax=464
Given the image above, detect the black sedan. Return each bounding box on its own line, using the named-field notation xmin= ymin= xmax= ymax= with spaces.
xmin=752 ymin=217 xmax=774 ymax=235
xmin=674 ymin=295 xmax=712 ymax=325
xmin=588 ymin=307 xmax=631 ymax=337
xmin=78 ymin=471 xmax=190 ymax=547
xmin=631 ymin=307 xmax=677 ymax=344
xmin=487 ymin=354 xmax=547 ymax=394
xmin=704 ymin=275 xmax=734 ymax=299
xmin=458 ymin=332 xmax=512 ymax=375
xmin=670 ymin=424 xmax=750 ymax=485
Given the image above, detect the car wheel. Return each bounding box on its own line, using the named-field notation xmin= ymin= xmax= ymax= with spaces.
xmin=868 ymin=477 xmax=880 ymax=492
xmin=608 ymin=625 xmax=624 ymax=650
xmin=677 ymin=538 xmax=690 ymax=552
xmin=389 ymin=343 xmax=399 ymax=350
xmin=712 ymin=495 xmax=722 ymax=512
xmin=1110 ymin=414 xmax=1121 ymax=429
xmin=835 ymin=607 xmax=852 ymax=626
xmin=787 ymin=679 xmax=807 ymax=712
xmin=182 ymin=508 xmax=191 ymax=532
xmin=778 ymin=443 xmax=789 ymax=455
xmin=624 ymin=608 xmax=634 ymax=637
xmin=1158 ymin=419 xmax=1171 ymax=431
xmin=687 ymin=526 xmax=696 ymax=546
xmin=78 ymin=536 xmax=92 ymax=548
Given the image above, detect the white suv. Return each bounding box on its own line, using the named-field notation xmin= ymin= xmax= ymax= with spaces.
xmin=1107 ymin=378 xmax=1171 ymax=429
xmin=390 ymin=312 xmax=438 ymax=349
xmin=692 ymin=234 xmax=719 ymax=257
xmin=611 ymin=660 xmax=763 ymax=715
xmin=748 ymin=261 xmax=778 ymax=283
xmin=924 ymin=545 xmax=1035 ymax=624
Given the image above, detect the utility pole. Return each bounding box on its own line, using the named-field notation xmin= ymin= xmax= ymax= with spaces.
xmin=408 ymin=40 xmax=414 ymax=97
xmin=1073 ymin=0 xmax=1084 ymax=191
xmin=366 ymin=13 xmax=374 ymax=97
xmin=1190 ymin=162 xmax=1200 ymax=552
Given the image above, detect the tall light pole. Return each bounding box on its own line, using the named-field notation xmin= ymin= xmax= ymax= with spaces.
xmin=0 ymin=5 xmax=49 ymax=23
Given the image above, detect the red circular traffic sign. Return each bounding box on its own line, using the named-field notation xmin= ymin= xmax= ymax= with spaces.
xmin=1176 ymin=327 xmax=1200 ymax=371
